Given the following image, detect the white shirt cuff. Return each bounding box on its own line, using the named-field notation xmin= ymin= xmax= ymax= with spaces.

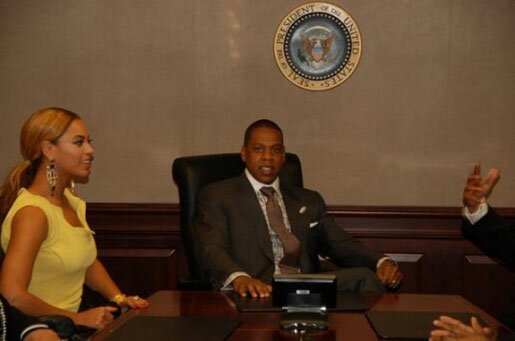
xmin=377 ymin=256 xmax=396 ymax=269
xmin=221 ymin=272 xmax=250 ymax=290
xmin=463 ymin=202 xmax=488 ymax=225
xmin=20 ymin=324 xmax=50 ymax=340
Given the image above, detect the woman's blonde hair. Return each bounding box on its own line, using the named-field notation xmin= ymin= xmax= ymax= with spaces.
xmin=0 ymin=107 xmax=80 ymax=216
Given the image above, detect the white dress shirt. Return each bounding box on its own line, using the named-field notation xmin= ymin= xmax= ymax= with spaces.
xmin=463 ymin=202 xmax=489 ymax=225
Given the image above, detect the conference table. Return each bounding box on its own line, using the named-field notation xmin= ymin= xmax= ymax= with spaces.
xmin=91 ymin=290 xmax=510 ymax=340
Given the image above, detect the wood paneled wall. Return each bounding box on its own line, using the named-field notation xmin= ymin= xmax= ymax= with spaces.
xmin=88 ymin=204 xmax=515 ymax=319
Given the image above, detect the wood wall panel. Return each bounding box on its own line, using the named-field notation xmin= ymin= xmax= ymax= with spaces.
xmin=87 ymin=203 xmax=183 ymax=298
xmin=386 ymin=253 xmax=424 ymax=293
xmin=86 ymin=204 xmax=515 ymax=320
xmin=463 ymin=255 xmax=515 ymax=321
xmin=97 ymin=248 xmax=176 ymax=298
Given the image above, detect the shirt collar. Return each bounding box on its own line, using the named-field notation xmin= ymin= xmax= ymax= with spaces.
xmin=245 ymin=168 xmax=281 ymax=194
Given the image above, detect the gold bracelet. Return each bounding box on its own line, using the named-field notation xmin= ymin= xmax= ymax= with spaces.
xmin=109 ymin=294 xmax=127 ymax=305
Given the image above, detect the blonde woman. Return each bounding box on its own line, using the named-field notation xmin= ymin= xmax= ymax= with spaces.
xmin=0 ymin=108 xmax=148 ymax=331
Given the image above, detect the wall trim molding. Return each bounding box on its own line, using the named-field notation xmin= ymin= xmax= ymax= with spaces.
xmin=86 ymin=202 xmax=515 ymax=238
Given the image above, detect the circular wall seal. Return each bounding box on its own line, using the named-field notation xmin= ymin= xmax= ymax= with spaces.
xmin=274 ymin=2 xmax=362 ymax=91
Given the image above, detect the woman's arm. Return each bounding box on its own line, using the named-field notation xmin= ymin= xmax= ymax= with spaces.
xmin=84 ymin=259 xmax=149 ymax=309
xmin=0 ymin=207 xmax=68 ymax=317
xmin=0 ymin=207 xmax=116 ymax=329
xmin=84 ymin=259 xmax=122 ymax=300
xmin=0 ymin=294 xmax=58 ymax=341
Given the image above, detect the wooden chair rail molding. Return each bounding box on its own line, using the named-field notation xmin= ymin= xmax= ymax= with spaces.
xmin=86 ymin=203 xmax=515 ymax=320
xmin=87 ymin=203 xmax=515 ymax=235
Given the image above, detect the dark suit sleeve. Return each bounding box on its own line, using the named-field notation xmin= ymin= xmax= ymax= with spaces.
xmin=1 ymin=295 xmax=49 ymax=340
xmin=461 ymin=207 xmax=515 ymax=267
xmin=195 ymin=185 xmax=246 ymax=288
xmin=312 ymin=192 xmax=383 ymax=270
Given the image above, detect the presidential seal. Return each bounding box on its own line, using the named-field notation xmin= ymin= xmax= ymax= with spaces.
xmin=274 ymin=2 xmax=362 ymax=91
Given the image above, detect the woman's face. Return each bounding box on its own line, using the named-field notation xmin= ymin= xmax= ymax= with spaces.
xmin=52 ymin=119 xmax=94 ymax=180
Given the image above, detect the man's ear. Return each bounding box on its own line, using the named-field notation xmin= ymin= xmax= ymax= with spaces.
xmin=41 ymin=140 xmax=55 ymax=160
xmin=240 ymin=146 xmax=247 ymax=163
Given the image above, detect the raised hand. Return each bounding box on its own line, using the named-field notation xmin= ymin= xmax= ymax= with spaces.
xmin=463 ymin=164 xmax=500 ymax=213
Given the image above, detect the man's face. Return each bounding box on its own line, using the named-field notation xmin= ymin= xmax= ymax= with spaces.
xmin=241 ymin=126 xmax=285 ymax=184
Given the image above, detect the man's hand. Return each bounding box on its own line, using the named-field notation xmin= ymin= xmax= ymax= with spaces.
xmin=376 ymin=259 xmax=403 ymax=290
xmin=463 ymin=164 xmax=500 ymax=213
xmin=429 ymin=315 xmax=496 ymax=341
xmin=232 ymin=276 xmax=272 ymax=298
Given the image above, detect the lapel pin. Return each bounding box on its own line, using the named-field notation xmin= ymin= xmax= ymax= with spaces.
xmin=299 ymin=206 xmax=306 ymax=214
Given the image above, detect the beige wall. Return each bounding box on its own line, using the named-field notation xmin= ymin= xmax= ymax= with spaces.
xmin=0 ymin=0 xmax=514 ymax=206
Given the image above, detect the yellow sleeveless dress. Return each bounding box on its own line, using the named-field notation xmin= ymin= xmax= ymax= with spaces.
xmin=1 ymin=188 xmax=97 ymax=312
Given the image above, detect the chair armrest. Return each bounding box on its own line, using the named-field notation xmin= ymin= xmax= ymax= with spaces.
xmin=39 ymin=315 xmax=75 ymax=339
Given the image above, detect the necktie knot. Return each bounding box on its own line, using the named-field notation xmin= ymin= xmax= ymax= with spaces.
xmin=260 ymin=186 xmax=276 ymax=198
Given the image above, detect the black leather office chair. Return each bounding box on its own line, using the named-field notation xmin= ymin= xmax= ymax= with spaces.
xmin=172 ymin=152 xmax=303 ymax=290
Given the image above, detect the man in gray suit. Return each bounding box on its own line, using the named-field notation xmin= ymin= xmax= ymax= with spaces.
xmin=195 ymin=119 xmax=402 ymax=298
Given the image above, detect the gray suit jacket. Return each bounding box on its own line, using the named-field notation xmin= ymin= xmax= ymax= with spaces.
xmin=195 ymin=173 xmax=384 ymax=288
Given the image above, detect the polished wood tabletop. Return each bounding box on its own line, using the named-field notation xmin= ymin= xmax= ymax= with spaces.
xmin=92 ymin=291 xmax=504 ymax=340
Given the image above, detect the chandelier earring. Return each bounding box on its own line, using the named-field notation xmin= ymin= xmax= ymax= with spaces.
xmin=70 ymin=178 xmax=76 ymax=194
xmin=46 ymin=160 xmax=57 ymax=196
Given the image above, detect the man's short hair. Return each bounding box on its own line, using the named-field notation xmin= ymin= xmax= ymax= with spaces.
xmin=244 ymin=119 xmax=283 ymax=146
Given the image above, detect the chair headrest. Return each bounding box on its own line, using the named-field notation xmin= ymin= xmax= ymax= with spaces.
xmin=172 ymin=153 xmax=303 ymax=204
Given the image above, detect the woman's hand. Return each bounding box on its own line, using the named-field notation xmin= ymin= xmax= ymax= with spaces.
xmin=123 ymin=295 xmax=149 ymax=309
xmin=73 ymin=306 xmax=118 ymax=329
xmin=110 ymin=294 xmax=149 ymax=309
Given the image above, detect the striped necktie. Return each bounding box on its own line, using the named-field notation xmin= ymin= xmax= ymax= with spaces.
xmin=260 ymin=186 xmax=300 ymax=274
